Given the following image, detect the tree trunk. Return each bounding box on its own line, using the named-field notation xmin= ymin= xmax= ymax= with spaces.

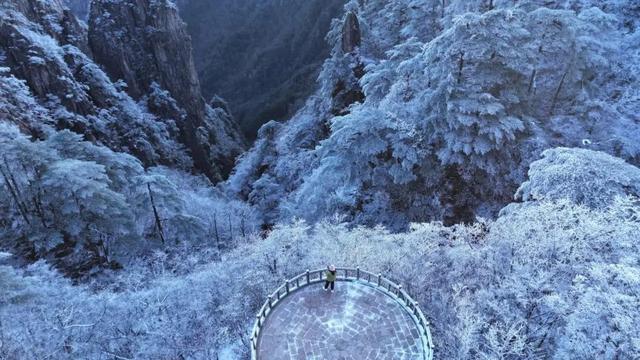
xmin=527 ymin=68 xmax=537 ymax=95
xmin=0 ymin=164 xmax=30 ymax=224
xmin=213 ymin=211 xmax=220 ymax=249
xmin=147 ymin=183 xmax=165 ymax=245
xmin=550 ymin=69 xmax=568 ymax=115
xmin=240 ymin=211 xmax=246 ymax=238
xmin=457 ymin=52 xmax=465 ymax=84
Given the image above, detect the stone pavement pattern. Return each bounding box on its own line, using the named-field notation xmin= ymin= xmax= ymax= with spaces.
xmin=257 ymin=281 xmax=424 ymax=360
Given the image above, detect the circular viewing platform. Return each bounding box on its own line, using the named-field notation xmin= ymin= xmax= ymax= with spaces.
xmin=251 ymin=268 xmax=434 ymax=360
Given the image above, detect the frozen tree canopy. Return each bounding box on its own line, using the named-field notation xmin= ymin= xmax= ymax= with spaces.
xmin=226 ymin=0 xmax=640 ymax=228
xmin=516 ymin=147 xmax=640 ymax=207
xmin=0 ymin=0 xmax=638 ymax=359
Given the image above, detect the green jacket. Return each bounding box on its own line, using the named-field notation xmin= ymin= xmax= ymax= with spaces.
xmin=326 ymin=270 xmax=337 ymax=282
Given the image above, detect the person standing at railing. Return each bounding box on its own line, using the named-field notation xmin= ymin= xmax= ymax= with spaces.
xmin=323 ymin=265 xmax=337 ymax=292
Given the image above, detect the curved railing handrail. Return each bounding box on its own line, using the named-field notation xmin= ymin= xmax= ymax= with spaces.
xmin=250 ymin=267 xmax=434 ymax=360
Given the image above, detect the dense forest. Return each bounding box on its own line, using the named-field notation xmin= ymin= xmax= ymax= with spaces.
xmin=1 ymin=0 xmax=639 ymax=359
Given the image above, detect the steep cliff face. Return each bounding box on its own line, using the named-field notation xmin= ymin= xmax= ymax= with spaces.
xmin=331 ymin=11 xmax=365 ymax=116
xmin=89 ymin=0 xmax=199 ymax=106
xmin=89 ymin=0 xmax=245 ymax=180
xmin=0 ymin=6 xmax=93 ymax=117
xmin=0 ymin=0 xmax=244 ymax=181
xmin=63 ymin=0 xmax=89 ymax=20
xmin=5 ymin=0 xmax=90 ymax=54
xmin=1 ymin=0 xmax=186 ymax=166
xmin=177 ymin=0 xmax=346 ymax=140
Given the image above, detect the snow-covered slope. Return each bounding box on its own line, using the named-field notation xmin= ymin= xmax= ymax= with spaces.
xmin=1 ymin=1 xmax=639 ymax=359
xmin=0 ymin=0 xmax=253 ymax=274
xmin=227 ymin=0 xmax=640 ymax=228
xmin=2 ymin=148 xmax=639 ymax=358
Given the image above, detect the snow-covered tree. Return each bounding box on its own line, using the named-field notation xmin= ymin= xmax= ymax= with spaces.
xmin=0 ymin=122 xmax=260 ymax=274
xmin=229 ymin=0 xmax=639 ymax=227
xmin=516 ymin=147 xmax=640 ymax=208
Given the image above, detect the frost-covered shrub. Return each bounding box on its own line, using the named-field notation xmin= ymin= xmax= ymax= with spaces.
xmin=2 ymin=195 xmax=639 ymax=359
xmin=516 ymin=147 xmax=640 ymax=207
xmin=0 ymin=71 xmax=52 ymax=134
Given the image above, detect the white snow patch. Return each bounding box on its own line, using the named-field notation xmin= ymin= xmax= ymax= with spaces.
xmin=218 ymin=341 xmax=242 ymax=360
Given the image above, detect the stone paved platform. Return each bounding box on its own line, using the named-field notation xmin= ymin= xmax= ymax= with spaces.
xmin=257 ymin=280 xmax=425 ymax=360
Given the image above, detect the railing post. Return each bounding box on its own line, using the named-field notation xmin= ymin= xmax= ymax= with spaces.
xmin=356 ymin=267 xmax=360 ymax=280
xmin=285 ymin=280 xmax=290 ymax=294
xmin=377 ymin=273 xmax=382 ymax=286
xmin=398 ymin=284 xmax=403 ymax=298
xmin=296 ymin=277 xmax=300 ymax=288
xmin=306 ymin=269 xmax=310 ymax=284
xmin=268 ymin=295 xmax=272 ymax=308
xmin=256 ymin=314 xmax=261 ymax=327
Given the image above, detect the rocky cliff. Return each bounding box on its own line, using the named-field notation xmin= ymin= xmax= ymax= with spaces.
xmin=1 ymin=2 xmax=90 ymax=117
xmin=89 ymin=0 xmax=244 ymax=180
xmin=177 ymin=0 xmax=346 ymax=140
xmin=341 ymin=11 xmax=360 ymax=53
xmin=3 ymin=0 xmax=90 ymax=55
xmin=63 ymin=0 xmax=89 ymax=20
xmin=0 ymin=0 xmax=244 ymax=181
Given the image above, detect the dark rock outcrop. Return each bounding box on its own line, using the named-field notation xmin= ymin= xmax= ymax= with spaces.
xmin=0 ymin=0 xmax=243 ymax=178
xmin=88 ymin=0 xmax=244 ymax=181
xmin=0 ymin=1 xmax=95 ymax=117
xmin=331 ymin=12 xmax=365 ymax=116
xmin=63 ymin=0 xmax=90 ymax=21
xmin=0 ymin=4 xmax=184 ymax=167
xmin=341 ymin=11 xmax=361 ymax=53
xmin=330 ymin=80 xmax=365 ymax=116
xmin=8 ymin=0 xmax=90 ymax=53
xmin=88 ymin=0 xmax=200 ymax=106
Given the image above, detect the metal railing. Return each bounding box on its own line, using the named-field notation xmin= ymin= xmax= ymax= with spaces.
xmin=250 ymin=267 xmax=434 ymax=360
